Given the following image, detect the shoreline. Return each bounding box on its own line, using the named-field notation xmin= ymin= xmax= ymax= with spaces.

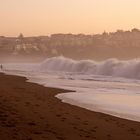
xmin=56 ymin=93 xmax=140 ymax=123
xmin=0 ymin=73 xmax=140 ymax=140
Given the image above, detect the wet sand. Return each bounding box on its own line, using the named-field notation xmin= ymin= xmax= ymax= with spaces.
xmin=0 ymin=73 xmax=140 ymax=140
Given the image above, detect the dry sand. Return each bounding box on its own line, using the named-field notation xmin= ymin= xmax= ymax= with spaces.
xmin=0 ymin=73 xmax=140 ymax=140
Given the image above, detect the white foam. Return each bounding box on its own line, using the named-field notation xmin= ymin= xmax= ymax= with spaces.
xmin=39 ymin=56 xmax=140 ymax=80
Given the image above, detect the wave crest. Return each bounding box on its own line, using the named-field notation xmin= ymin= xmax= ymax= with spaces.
xmin=40 ymin=56 xmax=140 ymax=79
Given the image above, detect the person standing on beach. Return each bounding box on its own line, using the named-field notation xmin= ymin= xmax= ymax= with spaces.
xmin=0 ymin=64 xmax=3 ymax=70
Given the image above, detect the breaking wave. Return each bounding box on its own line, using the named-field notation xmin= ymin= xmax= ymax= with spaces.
xmin=40 ymin=56 xmax=140 ymax=79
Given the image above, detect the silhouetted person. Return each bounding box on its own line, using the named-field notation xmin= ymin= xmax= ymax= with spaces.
xmin=0 ymin=64 xmax=3 ymax=70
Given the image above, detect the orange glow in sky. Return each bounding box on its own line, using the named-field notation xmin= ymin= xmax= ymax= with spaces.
xmin=0 ymin=0 xmax=140 ymax=36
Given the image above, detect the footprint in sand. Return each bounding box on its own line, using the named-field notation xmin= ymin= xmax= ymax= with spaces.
xmin=61 ymin=117 xmax=66 ymax=122
xmin=33 ymin=131 xmax=42 ymax=135
xmin=27 ymin=122 xmax=36 ymax=126
xmin=85 ymin=135 xmax=90 ymax=138
xmin=27 ymin=138 xmax=32 ymax=140
xmin=90 ymin=129 xmax=96 ymax=133
xmin=128 ymin=128 xmax=137 ymax=134
xmin=25 ymin=101 xmax=31 ymax=106
xmin=83 ymin=121 xmax=88 ymax=125
xmin=56 ymin=114 xmax=61 ymax=117
xmin=35 ymin=104 xmax=40 ymax=107
xmin=75 ymin=117 xmax=80 ymax=120
xmin=40 ymin=117 xmax=44 ymax=120
xmin=5 ymin=123 xmax=16 ymax=127
xmin=56 ymin=136 xmax=64 ymax=140
xmin=107 ymin=134 xmax=112 ymax=140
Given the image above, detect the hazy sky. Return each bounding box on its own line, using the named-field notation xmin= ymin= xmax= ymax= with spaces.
xmin=0 ymin=0 xmax=140 ymax=36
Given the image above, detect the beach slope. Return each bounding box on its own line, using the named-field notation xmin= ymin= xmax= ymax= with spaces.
xmin=0 ymin=73 xmax=140 ymax=140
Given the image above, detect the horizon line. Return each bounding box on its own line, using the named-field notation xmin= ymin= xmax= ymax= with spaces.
xmin=1 ymin=28 xmax=139 ymax=38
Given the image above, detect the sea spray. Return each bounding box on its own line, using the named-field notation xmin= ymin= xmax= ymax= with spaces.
xmin=40 ymin=56 xmax=140 ymax=79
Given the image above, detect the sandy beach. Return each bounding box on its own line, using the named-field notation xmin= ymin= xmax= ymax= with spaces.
xmin=0 ymin=73 xmax=140 ymax=140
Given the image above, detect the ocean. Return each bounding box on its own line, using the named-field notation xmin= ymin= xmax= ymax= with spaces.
xmin=3 ymin=56 xmax=140 ymax=122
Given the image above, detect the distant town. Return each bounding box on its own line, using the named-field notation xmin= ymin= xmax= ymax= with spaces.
xmin=1 ymin=28 xmax=140 ymax=61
